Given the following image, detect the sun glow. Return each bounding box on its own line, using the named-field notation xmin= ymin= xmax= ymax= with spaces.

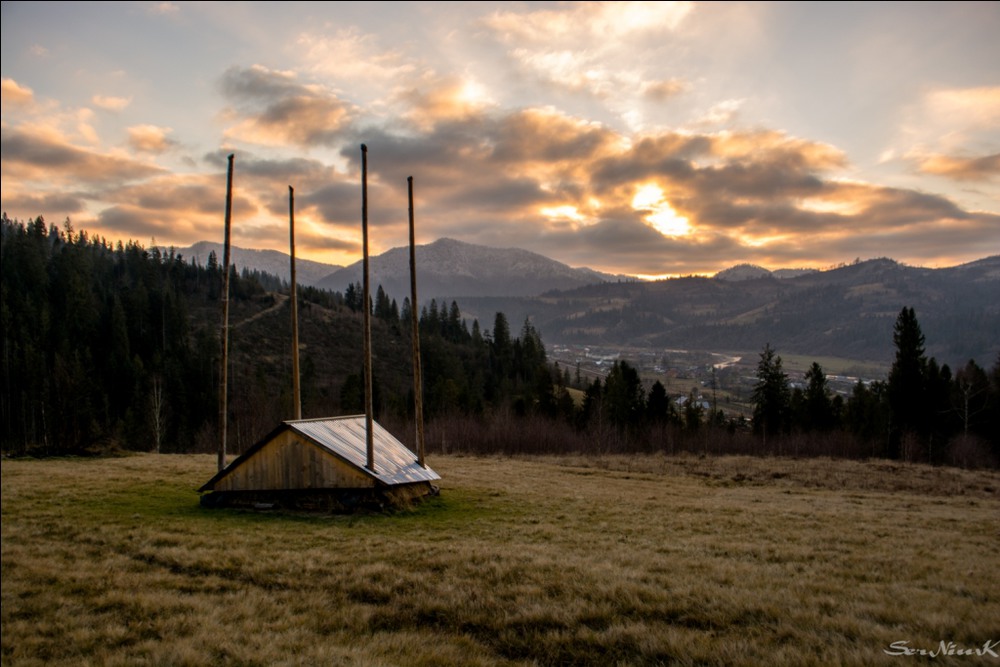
xmin=458 ymin=79 xmax=491 ymax=108
xmin=540 ymin=204 xmax=599 ymax=229
xmin=540 ymin=205 xmax=585 ymax=222
xmin=631 ymin=184 xmax=691 ymax=237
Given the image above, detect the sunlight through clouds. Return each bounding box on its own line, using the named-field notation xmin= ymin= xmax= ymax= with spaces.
xmin=539 ymin=204 xmax=593 ymax=230
xmin=1 ymin=2 xmax=997 ymax=275
xmin=631 ymin=183 xmax=691 ymax=237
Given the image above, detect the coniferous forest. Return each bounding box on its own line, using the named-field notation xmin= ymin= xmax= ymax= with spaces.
xmin=2 ymin=215 xmax=998 ymax=467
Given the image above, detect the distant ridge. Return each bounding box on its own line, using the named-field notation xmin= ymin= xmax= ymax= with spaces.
xmin=166 ymin=241 xmax=342 ymax=287
xmin=316 ymin=237 xmax=623 ymax=299
xmin=504 ymin=255 xmax=1000 ymax=364
xmin=714 ymin=263 xmax=818 ymax=281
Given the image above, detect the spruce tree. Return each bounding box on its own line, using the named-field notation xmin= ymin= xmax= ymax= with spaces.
xmin=752 ymin=343 xmax=790 ymax=446
xmin=887 ymin=307 xmax=928 ymax=458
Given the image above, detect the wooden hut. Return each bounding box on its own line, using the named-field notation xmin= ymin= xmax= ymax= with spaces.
xmin=199 ymin=416 xmax=440 ymax=511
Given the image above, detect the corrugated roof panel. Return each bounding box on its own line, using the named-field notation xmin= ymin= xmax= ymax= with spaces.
xmin=289 ymin=416 xmax=440 ymax=486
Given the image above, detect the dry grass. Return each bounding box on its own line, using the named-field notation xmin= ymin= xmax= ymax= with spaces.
xmin=2 ymin=453 xmax=998 ymax=666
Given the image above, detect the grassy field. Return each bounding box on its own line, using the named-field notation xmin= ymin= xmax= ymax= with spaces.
xmin=2 ymin=453 xmax=998 ymax=666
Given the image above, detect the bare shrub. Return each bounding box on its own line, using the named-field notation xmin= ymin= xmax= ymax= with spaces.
xmin=947 ymin=433 xmax=999 ymax=469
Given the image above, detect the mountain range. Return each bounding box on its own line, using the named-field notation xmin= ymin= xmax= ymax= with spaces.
xmin=169 ymin=237 xmax=998 ymax=365
xmin=455 ymin=256 xmax=1000 ymax=365
xmin=170 ymin=237 xmax=622 ymax=298
xmin=169 ymin=241 xmax=343 ymax=287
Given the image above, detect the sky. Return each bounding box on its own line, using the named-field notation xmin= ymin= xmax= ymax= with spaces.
xmin=2 ymin=1 xmax=998 ymax=278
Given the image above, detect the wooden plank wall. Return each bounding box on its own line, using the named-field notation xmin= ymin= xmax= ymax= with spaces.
xmin=213 ymin=431 xmax=375 ymax=491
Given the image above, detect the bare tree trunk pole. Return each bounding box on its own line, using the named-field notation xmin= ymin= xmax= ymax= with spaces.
xmin=289 ymin=185 xmax=301 ymax=420
xmin=407 ymin=176 xmax=426 ymax=468
xmin=218 ymin=153 xmax=234 ymax=472
xmin=361 ymin=144 xmax=375 ymax=472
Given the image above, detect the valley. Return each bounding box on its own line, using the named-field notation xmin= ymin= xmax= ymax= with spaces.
xmin=548 ymin=343 xmax=890 ymax=420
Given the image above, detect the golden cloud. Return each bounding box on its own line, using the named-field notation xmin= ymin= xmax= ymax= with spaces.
xmin=397 ymin=77 xmax=494 ymax=131
xmin=1 ymin=126 xmax=165 ymax=186
xmin=641 ymin=79 xmax=689 ymax=101
xmin=915 ymin=153 xmax=1000 ymax=182
xmin=127 ymin=125 xmax=175 ymax=154
xmin=487 ymin=1 xmax=693 ymax=43
xmin=220 ymin=66 xmax=355 ymax=148
xmin=92 ymin=95 xmax=132 ymax=112
xmin=1 ymin=78 xmax=34 ymax=106
xmin=924 ymin=86 xmax=1000 ymax=129
xmin=296 ymin=28 xmax=416 ymax=86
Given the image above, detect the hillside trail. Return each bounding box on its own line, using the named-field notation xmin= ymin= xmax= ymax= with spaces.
xmin=232 ymin=292 xmax=289 ymax=330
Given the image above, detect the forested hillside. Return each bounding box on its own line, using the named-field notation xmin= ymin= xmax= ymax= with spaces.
xmin=3 ymin=215 xmax=998 ymax=467
xmin=462 ymin=256 xmax=1000 ymax=365
xmin=0 ymin=215 xmax=568 ymax=456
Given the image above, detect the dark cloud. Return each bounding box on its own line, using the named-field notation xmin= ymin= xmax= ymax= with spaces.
xmin=219 ymin=66 xmax=355 ymax=147
xmin=220 ymin=65 xmax=309 ymax=101
xmin=1 ymin=192 xmax=87 ymax=217
xmin=97 ymin=205 xmax=177 ymax=237
xmin=1 ymin=127 xmax=164 ymax=184
xmin=641 ymin=79 xmax=688 ymax=102
xmin=490 ymin=109 xmax=618 ymax=164
xmin=441 ymin=178 xmax=553 ymax=211
xmin=804 ymin=211 xmax=1000 ymax=261
xmin=860 ymin=187 xmax=971 ymax=227
xmin=300 ymin=182 xmax=359 ymax=226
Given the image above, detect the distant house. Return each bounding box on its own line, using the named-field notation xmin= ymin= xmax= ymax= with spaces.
xmin=199 ymin=416 xmax=440 ymax=511
xmin=674 ymin=395 xmax=711 ymax=411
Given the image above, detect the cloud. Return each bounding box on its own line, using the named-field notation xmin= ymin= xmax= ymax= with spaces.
xmin=0 ymin=192 xmax=87 ymax=218
xmin=913 ymin=153 xmax=1000 ymax=182
xmin=92 ymin=95 xmax=132 ymax=111
xmin=326 ymin=101 xmax=961 ymax=275
xmin=485 ymin=2 xmax=694 ymax=44
xmin=1 ymin=79 xmax=35 ymax=106
xmin=923 ymin=86 xmax=1000 ymax=131
xmin=190 ymin=150 xmax=364 ymax=258
xmin=127 ymin=125 xmax=176 ymax=154
xmin=1 ymin=126 xmax=165 ymax=186
xmin=894 ymin=86 xmax=1000 ymax=164
xmin=484 ymin=2 xmax=695 ymax=103
xmin=3 ymin=22 xmax=994 ymax=278
xmin=692 ymin=99 xmax=745 ymax=127
xmin=641 ymin=79 xmax=689 ymax=102
xmin=93 ymin=172 xmax=260 ymax=245
xmin=296 ymin=27 xmax=417 ymax=86
xmin=350 ymin=101 xmax=999 ymax=274
xmin=219 ymin=65 xmax=355 ymax=147
xmin=395 ymin=77 xmax=495 ymax=131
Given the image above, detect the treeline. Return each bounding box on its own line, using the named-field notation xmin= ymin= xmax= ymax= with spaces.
xmin=746 ymin=307 xmax=1000 ymax=467
xmin=362 ymin=289 xmax=999 ymax=468
xmin=1 ymin=215 xmax=272 ymax=454
xmin=3 ymin=215 xmax=997 ymax=468
xmin=0 ymin=215 xmax=577 ymax=457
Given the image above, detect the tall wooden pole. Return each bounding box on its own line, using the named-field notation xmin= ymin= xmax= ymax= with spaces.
xmin=361 ymin=144 xmax=375 ymax=472
xmin=408 ymin=176 xmax=426 ymax=468
xmin=289 ymin=185 xmax=302 ymax=420
xmin=218 ymin=153 xmax=234 ymax=472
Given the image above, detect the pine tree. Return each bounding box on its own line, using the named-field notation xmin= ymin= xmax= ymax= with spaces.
xmin=751 ymin=343 xmax=790 ymax=447
xmin=802 ymin=362 xmax=834 ymax=431
xmin=887 ymin=306 xmax=928 ymax=458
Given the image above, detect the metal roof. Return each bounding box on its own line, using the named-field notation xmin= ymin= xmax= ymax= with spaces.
xmin=289 ymin=416 xmax=440 ymax=486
